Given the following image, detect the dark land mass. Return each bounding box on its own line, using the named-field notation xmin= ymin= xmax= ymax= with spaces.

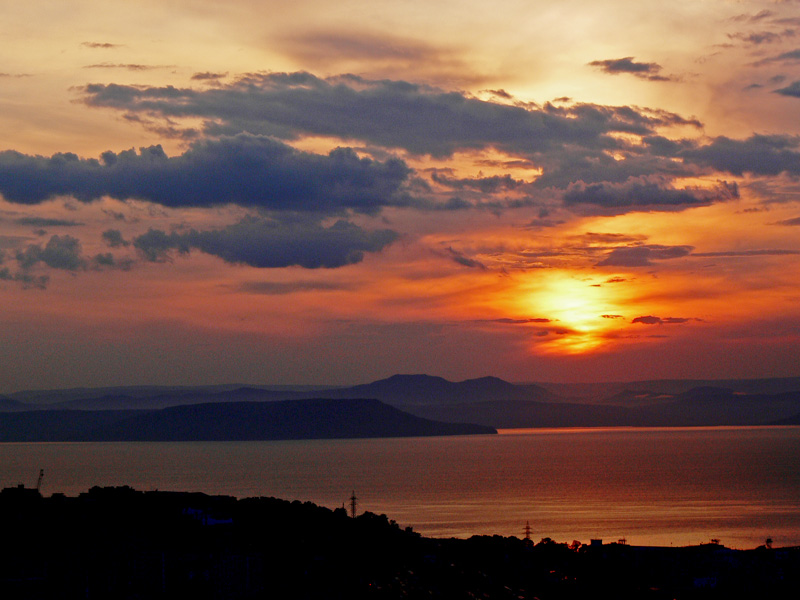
xmin=1 ymin=485 xmax=797 ymax=599
xmin=0 ymin=398 xmax=494 ymax=442
xmin=5 ymin=374 xmax=800 ymax=430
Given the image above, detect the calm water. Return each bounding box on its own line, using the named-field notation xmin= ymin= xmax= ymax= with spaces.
xmin=2 ymin=427 xmax=799 ymax=549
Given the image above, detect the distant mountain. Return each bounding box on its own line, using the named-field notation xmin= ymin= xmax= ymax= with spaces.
xmin=0 ymin=399 xmax=495 ymax=442
xmin=5 ymin=374 xmax=800 ymax=430
xmin=537 ymin=377 xmax=800 ymax=402
xmin=0 ymin=396 xmax=27 ymax=412
xmin=316 ymin=374 xmax=558 ymax=407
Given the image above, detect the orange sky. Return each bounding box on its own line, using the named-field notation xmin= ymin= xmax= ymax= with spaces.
xmin=2 ymin=0 xmax=800 ymax=391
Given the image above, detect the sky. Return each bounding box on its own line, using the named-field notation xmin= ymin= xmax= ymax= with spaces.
xmin=2 ymin=0 xmax=800 ymax=392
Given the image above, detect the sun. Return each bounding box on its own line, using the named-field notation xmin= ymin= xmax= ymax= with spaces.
xmin=521 ymin=273 xmax=627 ymax=354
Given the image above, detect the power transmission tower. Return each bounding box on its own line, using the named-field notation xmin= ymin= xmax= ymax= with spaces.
xmin=349 ymin=491 xmax=357 ymax=519
xmin=523 ymin=521 xmax=532 ymax=541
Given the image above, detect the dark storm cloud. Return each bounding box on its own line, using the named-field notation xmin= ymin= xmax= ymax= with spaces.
xmin=682 ymin=134 xmax=800 ymax=176
xmin=15 ymin=235 xmax=86 ymax=271
xmin=563 ymin=178 xmax=738 ymax=209
xmin=0 ymin=134 xmax=412 ymax=213
xmin=81 ymin=72 xmax=696 ymax=159
xmin=15 ymin=217 xmax=84 ymax=227
xmin=595 ymin=244 xmax=694 ymax=267
xmin=775 ymin=80 xmax=800 ymax=97
xmin=588 ymin=57 xmax=671 ymax=81
xmin=133 ymin=217 xmax=398 ymax=269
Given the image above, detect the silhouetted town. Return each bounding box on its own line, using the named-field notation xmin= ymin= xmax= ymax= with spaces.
xmin=1 ymin=483 xmax=798 ymax=599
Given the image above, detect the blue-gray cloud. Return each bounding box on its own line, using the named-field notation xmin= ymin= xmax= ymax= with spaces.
xmin=15 ymin=235 xmax=86 ymax=271
xmin=775 ymin=80 xmax=800 ymax=98
xmin=0 ymin=134 xmax=412 ymax=214
xmin=588 ymin=57 xmax=671 ymax=81
xmin=133 ymin=217 xmax=398 ymax=269
xmin=595 ymin=244 xmax=694 ymax=267
xmin=81 ymin=72 xmax=698 ymax=159
xmin=564 ymin=178 xmax=738 ymax=209
xmin=681 ymin=134 xmax=800 ymax=176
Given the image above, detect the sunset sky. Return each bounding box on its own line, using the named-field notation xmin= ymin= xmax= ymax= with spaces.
xmin=3 ymin=0 xmax=800 ymax=392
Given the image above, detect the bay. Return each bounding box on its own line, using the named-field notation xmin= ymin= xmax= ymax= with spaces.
xmin=2 ymin=426 xmax=799 ymax=549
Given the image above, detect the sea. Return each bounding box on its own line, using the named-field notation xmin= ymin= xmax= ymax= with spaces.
xmin=2 ymin=426 xmax=799 ymax=549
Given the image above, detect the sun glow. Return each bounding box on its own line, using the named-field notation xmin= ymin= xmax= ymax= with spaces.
xmin=523 ymin=274 xmax=626 ymax=354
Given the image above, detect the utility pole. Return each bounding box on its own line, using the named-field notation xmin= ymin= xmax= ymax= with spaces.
xmin=349 ymin=491 xmax=357 ymax=519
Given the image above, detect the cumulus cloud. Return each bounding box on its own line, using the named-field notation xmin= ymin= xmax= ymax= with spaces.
xmin=81 ymin=72 xmax=698 ymax=160
xmin=133 ymin=217 xmax=398 ymax=269
xmin=595 ymin=244 xmax=694 ymax=267
xmin=682 ymin=134 xmax=800 ymax=176
xmin=0 ymin=134 xmax=413 ymax=214
xmin=588 ymin=57 xmax=671 ymax=81
xmin=15 ymin=235 xmax=86 ymax=271
xmin=431 ymin=172 xmax=524 ymax=193
xmin=102 ymin=229 xmax=130 ymax=247
xmin=563 ymin=178 xmax=738 ymax=209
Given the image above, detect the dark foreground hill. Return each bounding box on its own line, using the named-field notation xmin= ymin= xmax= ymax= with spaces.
xmin=1 ymin=485 xmax=798 ymax=599
xmin=0 ymin=398 xmax=494 ymax=442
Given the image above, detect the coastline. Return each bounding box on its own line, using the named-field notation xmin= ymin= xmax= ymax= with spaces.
xmin=2 ymin=484 xmax=798 ymax=599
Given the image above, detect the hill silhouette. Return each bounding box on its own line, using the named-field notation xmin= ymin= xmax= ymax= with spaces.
xmin=0 ymin=398 xmax=494 ymax=442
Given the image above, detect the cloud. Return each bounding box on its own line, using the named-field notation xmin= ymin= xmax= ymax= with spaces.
xmin=133 ymin=217 xmax=399 ymax=269
xmin=81 ymin=42 xmax=121 ymax=49
xmin=83 ymin=63 xmax=170 ymax=71
xmin=588 ymin=57 xmax=671 ymax=81
xmin=0 ymin=268 xmax=48 ymax=289
xmin=691 ymin=249 xmax=800 ymax=257
xmin=15 ymin=235 xmax=86 ymax=271
xmin=81 ymin=72 xmax=698 ymax=161
xmin=728 ymin=31 xmax=786 ymax=44
xmin=15 ymin=217 xmax=84 ymax=227
xmin=238 ymin=280 xmax=349 ymax=295
xmin=632 ymin=316 xmax=694 ymax=325
xmin=431 ymin=172 xmax=524 ymax=193
xmin=445 ymin=247 xmax=486 ymax=269
xmin=596 ymin=244 xmax=694 ymax=267
xmin=682 ymin=134 xmax=800 ymax=176
xmin=0 ymin=134 xmax=413 ymax=214
xmin=775 ymin=80 xmax=800 ymax=98
xmin=102 ymin=229 xmax=130 ymax=247
xmin=774 ymin=216 xmax=800 ymax=225
xmin=753 ymin=48 xmax=800 ymax=65
xmin=191 ymin=72 xmax=228 ymax=81
xmin=563 ymin=178 xmax=738 ymax=209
